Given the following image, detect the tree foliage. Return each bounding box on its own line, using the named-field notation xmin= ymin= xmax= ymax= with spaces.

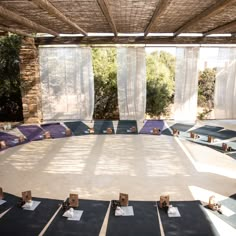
xmin=146 ymin=51 xmax=175 ymax=117
xmin=198 ymin=67 xmax=216 ymax=109
xmin=92 ymin=48 xmax=118 ymax=119
xmin=0 ymin=35 xmax=23 ymax=121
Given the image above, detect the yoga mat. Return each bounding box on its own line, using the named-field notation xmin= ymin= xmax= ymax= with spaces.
xmin=41 ymin=123 xmax=67 ymax=139
xmin=17 ymin=125 xmax=44 ymax=141
xmin=187 ymin=138 xmax=236 ymax=157
xmin=158 ymin=201 xmax=218 ymax=236
xmin=227 ymin=153 xmax=236 ymax=159
xmin=0 ymin=131 xmax=22 ymax=148
xmin=64 ymin=121 xmax=90 ymax=136
xmin=0 ymin=197 xmax=61 ymax=235
xmin=106 ymin=201 xmax=161 ymax=236
xmin=116 ymin=120 xmax=138 ymax=134
xmin=44 ymin=199 xmax=109 ymax=236
xmin=0 ymin=193 xmax=18 ymax=215
xmin=169 ymin=123 xmax=195 ymax=132
xmin=139 ymin=120 xmax=164 ymax=134
xmin=218 ymin=130 xmax=236 ymax=139
xmin=93 ymin=120 xmax=115 ymax=134
xmin=190 ymin=126 xmax=233 ymax=140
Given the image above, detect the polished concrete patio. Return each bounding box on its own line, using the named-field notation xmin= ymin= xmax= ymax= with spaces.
xmin=0 ymin=120 xmax=236 ymax=235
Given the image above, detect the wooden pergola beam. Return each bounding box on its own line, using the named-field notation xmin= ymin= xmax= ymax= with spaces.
xmin=203 ymin=20 xmax=236 ymax=36
xmin=35 ymin=36 xmax=236 ymax=45
xmin=0 ymin=25 xmax=33 ymax=37
xmin=0 ymin=5 xmax=59 ymax=36
xmin=31 ymin=0 xmax=87 ymax=36
xmin=144 ymin=0 xmax=171 ymax=37
xmin=174 ymin=0 xmax=235 ymax=36
xmin=97 ymin=0 xmax=117 ymax=36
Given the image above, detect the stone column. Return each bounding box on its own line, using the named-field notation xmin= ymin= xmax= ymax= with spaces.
xmin=19 ymin=37 xmax=42 ymax=123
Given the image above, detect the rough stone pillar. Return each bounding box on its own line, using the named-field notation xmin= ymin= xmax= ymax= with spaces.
xmin=19 ymin=37 xmax=42 ymax=123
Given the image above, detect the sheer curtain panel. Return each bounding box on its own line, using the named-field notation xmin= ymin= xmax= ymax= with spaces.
xmin=214 ymin=48 xmax=236 ymax=119
xmin=174 ymin=47 xmax=200 ymax=121
xmin=117 ymin=47 xmax=146 ymax=120
xmin=39 ymin=47 xmax=94 ymax=120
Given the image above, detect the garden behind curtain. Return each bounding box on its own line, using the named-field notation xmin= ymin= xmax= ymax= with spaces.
xmin=117 ymin=47 xmax=146 ymax=120
xmin=214 ymin=48 xmax=236 ymax=119
xmin=39 ymin=47 xmax=94 ymax=120
xmin=174 ymin=47 xmax=200 ymax=121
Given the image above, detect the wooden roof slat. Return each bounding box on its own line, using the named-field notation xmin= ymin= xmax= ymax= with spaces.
xmin=0 ymin=24 xmax=33 ymax=37
xmin=97 ymin=0 xmax=117 ymax=36
xmin=204 ymin=20 xmax=236 ymax=36
xmin=31 ymin=0 xmax=87 ymax=36
xmin=174 ymin=0 xmax=235 ymax=36
xmin=0 ymin=4 xmax=58 ymax=36
xmin=144 ymin=0 xmax=172 ymax=37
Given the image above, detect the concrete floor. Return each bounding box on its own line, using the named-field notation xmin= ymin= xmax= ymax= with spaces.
xmin=0 ymin=120 xmax=236 ymax=235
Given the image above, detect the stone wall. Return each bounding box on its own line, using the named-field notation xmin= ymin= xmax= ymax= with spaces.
xmin=19 ymin=37 xmax=42 ymax=123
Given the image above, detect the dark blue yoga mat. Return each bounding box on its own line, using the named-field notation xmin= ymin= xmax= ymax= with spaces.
xmin=0 ymin=197 xmax=61 ymax=236
xmin=116 ymin=120 xmax=138 ymax=134
xmin=227 ymin=153 xmax=236 ymax=159
xmin=139 ymin=120 xmax=164 ymax=134
xmin=106 ymin=201 xmax=161 ymax=236
xmin=190 ymin=126 xmax=236 ymax=140
xmin=170 ymin=123 xmax=195 ymax=132
xmin=218 ymin=129 xmax=236 ymax=139
xmin=41 ymin=123 xmax=67 ymax=139
xmin=158 ymin=200 xmax=218 ymax=236
xmin=17 ymin=125 xmax=44 ymax=141
xmin=0 ymin=193 xmax=18 ymax=215
xmin=44 ymin=199 xmax=109 ymax=236
xmin=64 ymin=121 xmax=90 ymax=136
xmin=0 ymin=131 xmax=22 ymax=149
xmin=93 ymin=120 xmax=115 ymax=134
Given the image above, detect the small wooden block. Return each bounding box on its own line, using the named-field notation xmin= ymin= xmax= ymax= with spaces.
xmin=119 ymin=193 xmax=129 ymax=206
xmin=190 ymin=132 xmax=199 ymax=139
xmin=173 ymin=129 xmax=179 ymax=136
xmin=106 ymin=128 xmax=113 ymax=134
xmin=18 ymin=135 xmax=25 ymax=143
xmin=22 ymin=190 xmax=32 ymax=202
xmin=0 ymin=140 xmax=7 ymax=149
xmin=44 ymin=131 xmax=51 ymax=139
xmin=69 ymin=193 xmax=79 ymax=207
xmin=130 ymin=126 xmax=137 ymax=133
xmin=0 ymin=187 xmax=3 ymax=200
xmin=159 ymin=195 xmax=170 ymax=208
xmin=222 ymin=143 xmax=228 ymax=151
xmin=208 ymin=136 xmax=214 ymax=143
xmin=153 ymin=127 xmax=161 ymax=135
xmin=65 ymin=128 xmax=72 ymax=136
xmin=89 ymin=128 xmax=95 ymax=134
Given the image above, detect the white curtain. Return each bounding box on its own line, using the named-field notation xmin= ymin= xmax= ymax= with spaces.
xmin=39 ymin=47 xmax=94 ymax=120
xmin=174 ymin=47 xmax=200 ymax=121
xmin=117 ymin=47 xmax=146 ymax=120
xmin=214 ymin=48 xmax=236 ymax=119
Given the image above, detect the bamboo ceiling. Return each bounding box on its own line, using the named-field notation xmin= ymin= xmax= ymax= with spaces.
xmin=0 ymin=0 xmax=236 ymax=44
